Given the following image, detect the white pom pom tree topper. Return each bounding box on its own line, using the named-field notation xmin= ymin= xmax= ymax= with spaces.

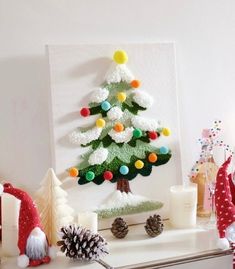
xmin=35 ymin=168 xmax=74 ymax=245
xmin=68 ymin=50 xmax=172 ymax=219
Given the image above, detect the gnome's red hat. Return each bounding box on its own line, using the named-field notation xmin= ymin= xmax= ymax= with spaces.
xmin=1 ymin=183 xmax=56 ymax=267
xmin=215 ymin=156 xmax=235 ymax=250
xmin=3 ymin=183 xmax=42 ymax=256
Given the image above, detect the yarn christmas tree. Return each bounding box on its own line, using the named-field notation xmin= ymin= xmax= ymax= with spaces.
xmin=35 ymin=168 xmax=74 ymax=245
xmin=69 ymin=50 xmax=172 ymax=218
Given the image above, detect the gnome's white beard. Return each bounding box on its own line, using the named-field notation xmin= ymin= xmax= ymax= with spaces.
xmin=25 ymin=227 xmax=48 ymax=260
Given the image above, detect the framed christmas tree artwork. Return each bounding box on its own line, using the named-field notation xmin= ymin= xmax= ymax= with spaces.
xmin=47 ymin=44 xmax=182 ymax=226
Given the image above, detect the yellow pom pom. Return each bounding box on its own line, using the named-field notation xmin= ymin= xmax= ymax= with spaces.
xmin=69 ymin=167 xmax=79 ymax=177
xmin=117 ymin=92 xmax=126 ymax=102
xmin=135 ymin=160 xmax=144 ymax=169
xmin=96 ymin=118 xmax=106 ymax=128
xmin=113 ymin=50 xmax=128 ymax=64
xmin=162 ymin=128 xmax=171 ymax=136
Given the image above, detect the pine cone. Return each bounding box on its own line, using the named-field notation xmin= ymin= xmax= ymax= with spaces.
xmin=57 ymin=224 xmax=108 ymax=261
xmin=145 ymin=214 xmax=164 ymax=237
xmin=111 ymin=217 xmax=129 ymax=239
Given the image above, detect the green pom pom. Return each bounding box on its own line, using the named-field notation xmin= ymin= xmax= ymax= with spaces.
xmin=133 ymin=128 xmax=142 ymax=138
xmin=86 ymin=171 xmax=95 ymax=181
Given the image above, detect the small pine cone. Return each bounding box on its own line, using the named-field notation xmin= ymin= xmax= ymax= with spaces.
xmin=57 ymin=224 xmax=108 ymax=261
xmin=111 ymin=217 xmax=129 ymax=239
xmin=144 ymin=214 xmax=164 ymax=237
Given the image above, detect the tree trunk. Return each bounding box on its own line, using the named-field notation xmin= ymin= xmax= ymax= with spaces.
xmin=117 ymin=179 xmax=131 ymax=193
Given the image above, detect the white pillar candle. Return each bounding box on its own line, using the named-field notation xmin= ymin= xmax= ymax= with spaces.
xmin=77 ymin=212 xmax=98 ymax=233
xmin=169 ymin=184 xmax=197 ymax=228
xmin=2 ymin=193 xmax=20 ymax=256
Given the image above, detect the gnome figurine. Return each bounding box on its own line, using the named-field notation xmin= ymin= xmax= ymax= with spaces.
xmin=0 ymin=183 xmax=56 ymax=267
xmin=215 ymin=156 xmax=235 ymax=252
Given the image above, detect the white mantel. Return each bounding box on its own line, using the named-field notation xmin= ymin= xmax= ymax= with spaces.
xmin=0 ymin=221 xmax=233 ymax=269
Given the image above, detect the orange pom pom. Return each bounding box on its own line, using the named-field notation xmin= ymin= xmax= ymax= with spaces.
xmin=131 ymin=80 xmax=141 ymax=88
xmin=69 ymin=167 xmax=79 ymax=177
xmin=148 ymin=153 xmax=158 ymax=163
xmin=114 ymin=122 xmax=124 ymax=132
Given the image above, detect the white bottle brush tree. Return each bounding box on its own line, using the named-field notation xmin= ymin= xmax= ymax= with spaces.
xmin=35 ymin=168 xmax=74 ymax=245
xmin=69 ymin=50 xmax=172 ymax=218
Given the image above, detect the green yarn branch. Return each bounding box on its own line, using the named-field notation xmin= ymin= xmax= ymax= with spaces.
xmin=96 ymin=200 xmax=164 ymax=219
xmin=77 ymin=152 xmax=171 ymax=185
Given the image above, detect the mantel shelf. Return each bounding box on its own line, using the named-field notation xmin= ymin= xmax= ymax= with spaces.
xmin=1 ymin=221 xmax=232 ymax=269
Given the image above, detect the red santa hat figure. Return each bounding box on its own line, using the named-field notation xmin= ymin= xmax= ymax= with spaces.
xmin=0 ymin=183 xmax=56 ymax=267
xmin=215 ymin=156 xmax=235 ymax=250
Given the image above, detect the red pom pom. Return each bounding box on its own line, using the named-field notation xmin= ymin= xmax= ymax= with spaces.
xmin=148 ymin=131 xmax=158 ymax=140
xmin=80 ymin=107 xmax=90 ymax=117
xmin=103 ymin=171 xmax=113 ymax=181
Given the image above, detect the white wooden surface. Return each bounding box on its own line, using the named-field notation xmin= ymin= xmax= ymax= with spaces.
xmin=47 ymin=44 xmax=182 ymax=221
xmin=1 ymin=222 xmax=232 ymax=269
xmin=1 ymin=254 xmax=105 ymax=269
xmin=101 ymin=222 xmax=230 ymax=268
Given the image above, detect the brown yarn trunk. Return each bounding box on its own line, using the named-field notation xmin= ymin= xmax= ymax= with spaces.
xmin=117 ymin=179 xmax=131 ymax=193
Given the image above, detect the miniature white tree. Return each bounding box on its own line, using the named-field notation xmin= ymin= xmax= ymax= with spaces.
xmin=35 ymin=168 xmax=74 ymax=245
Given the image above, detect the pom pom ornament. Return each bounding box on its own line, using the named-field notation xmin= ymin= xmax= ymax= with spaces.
xmin=117 ymin=92 xmax=126 ymax=102
xmin=160 ymin=146 xmax=169 ymax=154
xmin=17 ymin=255 xmax=30 ymax=268
xmin=103 ymin=171 xmax=113 ymax=181
xmin=86 ymin=171 xmax=95 ymax=181
xmin=80 ymin=107 xmax=90 ymax=117
xmin=113 ymin=50 xmax=128 ymax=64
xmin=96 ymin=118 xmax=106 ymax=128
xmin=57 ymin=225 xmax=108 ymax=261
xmin=148 ymin=153 xmax=158 ymax=163
xmin=135 ymin=160 xmax=144 ymax=169
xmin=119 ymin=165 xmax=129 ymax=175
xmin=148 ymin=131 xmax=158 ymax=140
xmin=133 ymin=128 xmax=142 ymax=138
xmin=145 ymin=214 xmax=164 ymax=237
xmin=111 ymin=218 xmax=129 ymax=239
xmin=101 ymin=101 xmax=111 ymax=111
xmin=69 ymin=167 xmax=79 ymax=177
xmin=114 ymin=122 xmax=124 ymax=132
xmin=131 ymin=80 xmax=141 ymax=88
xmin=162 ymin=128 xmax=171 ymax=136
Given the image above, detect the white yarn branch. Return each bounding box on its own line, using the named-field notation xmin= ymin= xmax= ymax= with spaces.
xmin=88 ymin=147 xmax=109 ymax=165
xmin=133 ymin=91 xmax=153 ymax=108
xmin=108 ymin=127 xmax=134 ymax=143
xmin=69 ymin=127 xmax=102 ymax=145
xmin=106 ymin=64 xmax=134 ymax=84
xmin=34 ymin=168 xmax=74 ymax=245
xmin=97 ymin=190 xmax=150 ymax=211
xmin=90 ymin=87 xmax=109 ymax=103
xmin=132 ymin=116 xmax=159 ymax=131
xmin=107 ymin=106 xmax=123 ymax=120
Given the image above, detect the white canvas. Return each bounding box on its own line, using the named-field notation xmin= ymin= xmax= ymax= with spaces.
xmin=47 ymin=43 xmax=182 ymax=227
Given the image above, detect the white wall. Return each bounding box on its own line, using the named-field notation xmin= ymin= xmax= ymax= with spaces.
xmin=1 ymin=0 xmax=235 ymax=192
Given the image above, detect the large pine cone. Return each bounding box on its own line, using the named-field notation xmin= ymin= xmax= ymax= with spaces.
xmin=57 ymin=224 xmax=108 ymax=261
xmin=111 ymin=217 xmax=129 ymax=239
xmin=145 ymin=214 xmax=164 ymax=237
